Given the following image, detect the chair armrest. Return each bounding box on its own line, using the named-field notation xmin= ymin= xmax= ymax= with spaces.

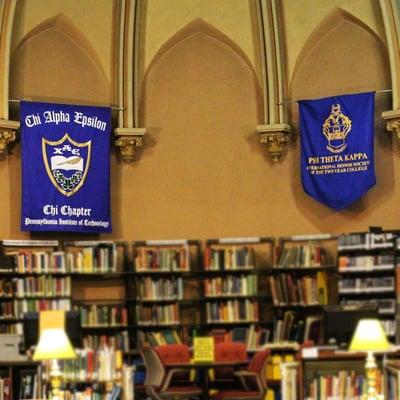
xmin=234 ymin=371 xmax=265 ymax=393
xmin=145 ymin=386 xmax=163 ymax=400
xmin=161 ymin=368 xmax=195 ymax=391
xmin=234 ymin=371 xmax=258 ymax=378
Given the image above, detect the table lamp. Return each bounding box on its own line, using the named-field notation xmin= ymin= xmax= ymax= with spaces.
xmin=33 ymin=328 xmax=76 ymax=400
xmin=349 ymin=319 xmax=390 ymax=400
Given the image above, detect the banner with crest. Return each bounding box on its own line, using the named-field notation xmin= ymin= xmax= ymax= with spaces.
xmin=299 ymin=92 xmax=375 ymax=210
xmin=20 ymin=101 xmax=112 ymax=232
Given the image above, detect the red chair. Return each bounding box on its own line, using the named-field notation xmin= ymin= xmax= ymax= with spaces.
xmin=211 ymin=350 xmax=270 ymax=400
xmin=212 ymin=342 xmax=248 ymax=387
xmin=141 ymin=346 xmax=202 ymax=400
xmin=155 ymin=344 xmax=191 ymax=364
xmin=155 ymin=344 xmax=192 ymax=383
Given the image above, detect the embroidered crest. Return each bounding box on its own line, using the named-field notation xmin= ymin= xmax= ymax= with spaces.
xmin=322 ymin=104 xmax=352 ymax=153
xmin=42 ymin=133 xmax=91 ymax=196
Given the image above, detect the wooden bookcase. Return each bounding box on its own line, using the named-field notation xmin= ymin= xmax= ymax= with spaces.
xmin=0 ymin=239 xmax=67 ymax=335
xmin=270 ymin=234 xmax=338 ymax=344
xmin=0 ymin=361 xmax=41 ymax=400
xmin=63 ymin=240 xmax=133 ymax=351
xmin=201 ymin=236 xmax=274 ymax=345
xmin=384 ymin=359 xmax=400 ymax=399
xmin=0 ymin=239 xmax=132 ymax=399
xmin=131 ymin=239 xmax=202 ymax=348
xmin=298 ymin=348 xmax=394 ymax=400
xmin=394 ymin=236 xmax=400 ymax=344
xmin=338 ymin=232 xmax=396 ymax=340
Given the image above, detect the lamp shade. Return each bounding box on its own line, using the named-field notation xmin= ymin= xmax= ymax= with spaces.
xmin=33 ymin=328 xmax=76 ymax=360
xmin=349 ymin=319 xmax=390 ymax=352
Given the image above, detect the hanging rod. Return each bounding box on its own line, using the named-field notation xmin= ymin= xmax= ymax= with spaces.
xmin=8 ymin=99 xmax=125 ymax=110
xmin=277 ymin=88 xmax=392 ymax=105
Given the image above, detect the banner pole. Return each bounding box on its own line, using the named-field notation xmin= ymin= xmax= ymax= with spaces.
xmin=8 ymin=99 xmax=125 ymax=110
xmin=277 ymin=89 xmax=392 ymax=105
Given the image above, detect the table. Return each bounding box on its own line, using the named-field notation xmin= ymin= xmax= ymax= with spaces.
xmin=165 ymin=360 xmax=249 ymax=400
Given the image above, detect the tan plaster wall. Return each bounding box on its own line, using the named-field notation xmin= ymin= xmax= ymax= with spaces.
xmin=130 ymin=26 xmax=398 ymax=240
xmin=10 ymin=0 xmax=115 ymax=83
xmin=142 ymin=0 xmax=262 ymax=81
xmin=0 ymin=161 xmax=12 ymax=236
xmin=1 ymin=0 xmax=399 ymax=242
xmin=282 ymin=0 xmax=387 ymax=79
xmin=10 ymin=16 xmax=110 ymax=104
xmin=120 ymin=32 xmax=265 ymax=240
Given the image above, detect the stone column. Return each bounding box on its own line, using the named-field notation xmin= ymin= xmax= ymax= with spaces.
xmin=0 ymin=0 xmax=19 ymax=159
xmin=256 ymin=0 xmax=292 ymax=161
xmin=380 ymin=0 xmax=400 ymax=139
xmin=114 ymin=0 xmax=146 ymax=162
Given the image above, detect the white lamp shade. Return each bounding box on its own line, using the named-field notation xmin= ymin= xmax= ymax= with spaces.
xmin=33 ymin=328 xmax=76 ymax=360
xmin=349 ymin=319 xmax=390 ymax=352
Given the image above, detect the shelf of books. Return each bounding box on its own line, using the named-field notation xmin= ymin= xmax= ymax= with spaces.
xmin=0 ymin=240 xmax=69 ymax=335
xmin=0 ymin=362 xmax=42 ymax=400
xmin=63 ymin=240 xmax=132 ymax=352
xmin=40 ymin=349 xmax=133 ymax=400
xmin=0 ymin=238 xmax=135 ymax=400
xmin=132 ymin=240 xmax=202 ymax=348
xmin=270 ymin=234 xmax=338 ymax=345
xmin=337 ymin=232 xmax=396 ymax=339
xmin=394 ymin=236 xmax=400 ymax=344
xmin=203 ymin=237 xmax=274 ymax=347
xmin=384 ymin=360 xmax=400 ymax=399
xmin=300 ymin=350 xmax=386 ymax=400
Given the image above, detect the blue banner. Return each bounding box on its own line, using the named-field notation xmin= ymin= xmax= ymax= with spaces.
xmin=299 ymin=92 xmax=375 ymax=210
xmin=21 ymin=101 xmax=112 ymax=232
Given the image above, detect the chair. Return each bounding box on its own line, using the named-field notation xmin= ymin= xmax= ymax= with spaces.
xmin=212 ymin=342 xmax=248 ymax=388
xmin=211 ymin=350 xmax=270 ymax=400
xmin=141 ymin=347 xmax=202 ymax=400
xmin=155 ymin=344 xmax=192 ymax=384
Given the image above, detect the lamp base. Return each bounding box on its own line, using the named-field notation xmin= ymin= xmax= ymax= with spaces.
xmin=49 ymin=359 xmax=62 ymax=400
xmin=362 ymin=395 xmax=384 ymax=400
xmin=364 ymin=351 xmax=382 ymax=400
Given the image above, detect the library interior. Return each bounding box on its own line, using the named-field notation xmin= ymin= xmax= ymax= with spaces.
xmin=1 ymin=0 xmax=400 ymax=399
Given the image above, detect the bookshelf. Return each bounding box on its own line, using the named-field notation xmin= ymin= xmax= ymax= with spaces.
xmin=337 ymin=232 xmax=396 ymax=339
xmin=41 ymin=351 xmax=132 ymax=400
xmin=0 ymin=361 xmax=41 ymax=400
xmin=394 ymin=236 xmax=400 ymax=344
xmin=299 ymin=349 xmax=388 ymax=400
xmin=132 ymin=239 xmax=202 ymax=348
xmin=63 ymin=240 xmax=132 ymax=352
xmin=270 ymin=234 xmax=338 ymax=344
xmin=0 ymin=240 xmax=68 ymax=335
xmin=384 ymin=359 xmax=400 ymax=399
xmin=202 ymin=237 xmax=274 ymax=346
xmin=0 ymin=239 xmax=132 ymax=400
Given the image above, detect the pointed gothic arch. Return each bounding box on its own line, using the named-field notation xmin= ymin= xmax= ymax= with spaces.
xmin=290 ymin=7 xmax=390 ymax=102
xmin=144 ymin=18 xmax=260 ymax=86
xmin=10 ymin=14 xmax=110 ymax=104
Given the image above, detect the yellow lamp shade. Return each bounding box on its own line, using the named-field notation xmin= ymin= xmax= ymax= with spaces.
xmin=33 ymin=328 xmax=76 ymax=361
xmin=349 ymin=319 xmax=390 ymax=352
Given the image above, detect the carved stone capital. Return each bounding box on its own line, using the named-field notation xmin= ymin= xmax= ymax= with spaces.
xmin=382 ymin=109 xmax=400 ymax=140
xmin=256 ymin=123 xmax=292 ymax=162
xmin=0 ymin=119 xmax=19 ymax=160
xmin=114 ymin=127 xmax=145 ymax=163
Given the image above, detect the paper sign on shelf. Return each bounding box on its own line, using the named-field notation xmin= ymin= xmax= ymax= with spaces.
xmin=301 ymin=347 xmax=319 ymax=359
xmin=193 ymin=337 xmax=214 ymax=363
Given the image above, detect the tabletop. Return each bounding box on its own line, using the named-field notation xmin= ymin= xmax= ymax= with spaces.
xmin=165 ymin=360 xmax=249 ymax=368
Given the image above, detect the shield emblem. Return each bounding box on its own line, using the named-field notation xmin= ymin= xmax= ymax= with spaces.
xmin=42 ymin=133 xmax=91 ymax=197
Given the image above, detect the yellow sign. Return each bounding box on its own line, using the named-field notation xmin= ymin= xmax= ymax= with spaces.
xmin=193 ymin=337 xmax=214 ymax=363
